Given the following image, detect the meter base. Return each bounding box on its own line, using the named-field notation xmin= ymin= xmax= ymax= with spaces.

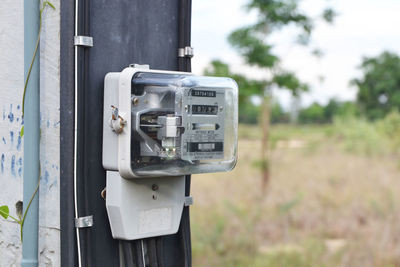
xmin=105 ymin=171 xmax=186 ymax=240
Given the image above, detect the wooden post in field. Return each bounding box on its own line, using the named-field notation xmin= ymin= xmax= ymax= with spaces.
xmin=261 ymin=96 xmax=270 ymax=193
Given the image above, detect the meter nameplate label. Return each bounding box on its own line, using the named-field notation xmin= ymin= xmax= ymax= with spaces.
xmin=181 ymin=88 xmax=225 ymax=160
xmin=191 ymin=90 xmax=216 ymax=97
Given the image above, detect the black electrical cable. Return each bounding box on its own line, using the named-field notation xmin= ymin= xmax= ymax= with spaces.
xmin=82 ymin=0 xmax=93 ymax=264
xmin=178 ymin=0 xmax=186 ymax=71
xmin=180 ymin=175 xmax=192 ymax=267
xmin=122 ymin=241 xmax=135 ymax=267
xmin=133 ymin=240 xmax=146 ymax=266
xmin=183 ymin=0 xmax=192 ymax=72
xmin=146 ymin=238 xmax=160 ymax=267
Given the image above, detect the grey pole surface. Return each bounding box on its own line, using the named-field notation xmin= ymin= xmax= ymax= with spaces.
xmin=22 ymin=0 xmax=40 ymax=266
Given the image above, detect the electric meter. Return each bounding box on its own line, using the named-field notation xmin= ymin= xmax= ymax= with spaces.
xmin=102 ymin=64 xmax=238 ymax=240
xmin=102 ymin=64 xmax=238 ymax=178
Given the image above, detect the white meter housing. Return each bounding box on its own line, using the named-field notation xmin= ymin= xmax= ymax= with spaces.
xmin=102 ymin=65 xmax=238 ymax=240
xmin=103 ymin=65 xmax=238 ymax=178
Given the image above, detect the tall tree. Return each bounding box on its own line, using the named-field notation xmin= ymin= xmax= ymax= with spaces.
xmin=352 ymin=51 xmax=400 ymax=120
xmin=228 ymin=0 xmax=335 ymax=192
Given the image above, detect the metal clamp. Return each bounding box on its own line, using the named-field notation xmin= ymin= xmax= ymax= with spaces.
xmin=74 ymin=36 xmax=93 ymax=47
xmin=178 ymin=46 xmax=194 ymax=58
xmin=184 ymin=196 xmax=193 ymax=207
xmin=75 ymin=215 xmax=94 ymax=228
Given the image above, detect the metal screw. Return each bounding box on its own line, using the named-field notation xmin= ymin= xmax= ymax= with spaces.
xmin=132 ymin=97 xmax=139 ymax=105
xmin=152 ymin=184 xmax=159 ymax=191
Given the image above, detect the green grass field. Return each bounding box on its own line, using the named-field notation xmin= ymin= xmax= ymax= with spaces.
xmin=191 ymin=121 xmax=400 ymax=267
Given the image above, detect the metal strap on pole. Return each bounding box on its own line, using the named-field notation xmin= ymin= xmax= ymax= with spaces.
xmin=75 ymin=215 xmax=94 ymax=228
xmin=178 ymin=46 xmax=194 ymax=58
xmin=74 ymin=36 xmax=93 ymax=47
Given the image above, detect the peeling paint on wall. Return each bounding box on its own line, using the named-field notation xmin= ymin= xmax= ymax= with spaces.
xmin=0 ymin=0 xmax=61 ymax=266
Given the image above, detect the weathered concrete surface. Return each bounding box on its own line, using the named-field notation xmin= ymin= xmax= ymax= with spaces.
xmin=0 ymin=0 xmax=60 ymax=266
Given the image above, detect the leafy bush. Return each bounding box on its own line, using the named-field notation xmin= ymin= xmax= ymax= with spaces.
xmin=299 ymin=100 xmax=360 ymax=124
xmin=333 ymin=116 xmax=388 ymax=155
xmin=377 ymin=110 xmax=400 ymax=151
xmin=332 ymin=111 xmax=400 ymax=155
xmin=298 ymin=102 xmax=326 ymax=124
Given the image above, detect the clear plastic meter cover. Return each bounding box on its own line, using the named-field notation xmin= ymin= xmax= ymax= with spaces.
xmin=130 ymin=72 xmax=238 ymax=177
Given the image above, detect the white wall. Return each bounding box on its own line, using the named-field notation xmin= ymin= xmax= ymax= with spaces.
xmin=0 ymin=0 xmax=60 ymax=266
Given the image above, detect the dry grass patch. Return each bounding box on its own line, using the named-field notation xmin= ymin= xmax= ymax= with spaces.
xmin=191 ymin=124 xmax=400 ymax=267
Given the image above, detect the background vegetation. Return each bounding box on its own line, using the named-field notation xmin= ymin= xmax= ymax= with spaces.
xmin=192 ymin=113 xmax=400 ymax=266
xmin=192 ymin=0 xmax=400 ymax=265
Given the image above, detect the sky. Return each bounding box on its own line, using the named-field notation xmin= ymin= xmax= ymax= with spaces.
xmin=192 ymin=0 xmax=400 ymax=109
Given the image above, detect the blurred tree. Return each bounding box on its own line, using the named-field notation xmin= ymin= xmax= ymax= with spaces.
xmin=352 ymin=51 xmax=400 ymax=120
xmin=335 ymin=101 xmax=359 ymax=118
xmin=298 ymin=99 xmax=359 ymax=124
xmin=228 ymin=0 xmax=335 ymax=191
xmin=298 ymin=102 xmax=325 ymax=124
xmin=240 ymin=103 xmax=261 ymax=124
xmin=270 ymin=100 xmax=290 ymax=124
xmin=324 ymin=99 xmax=340 ymax=123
